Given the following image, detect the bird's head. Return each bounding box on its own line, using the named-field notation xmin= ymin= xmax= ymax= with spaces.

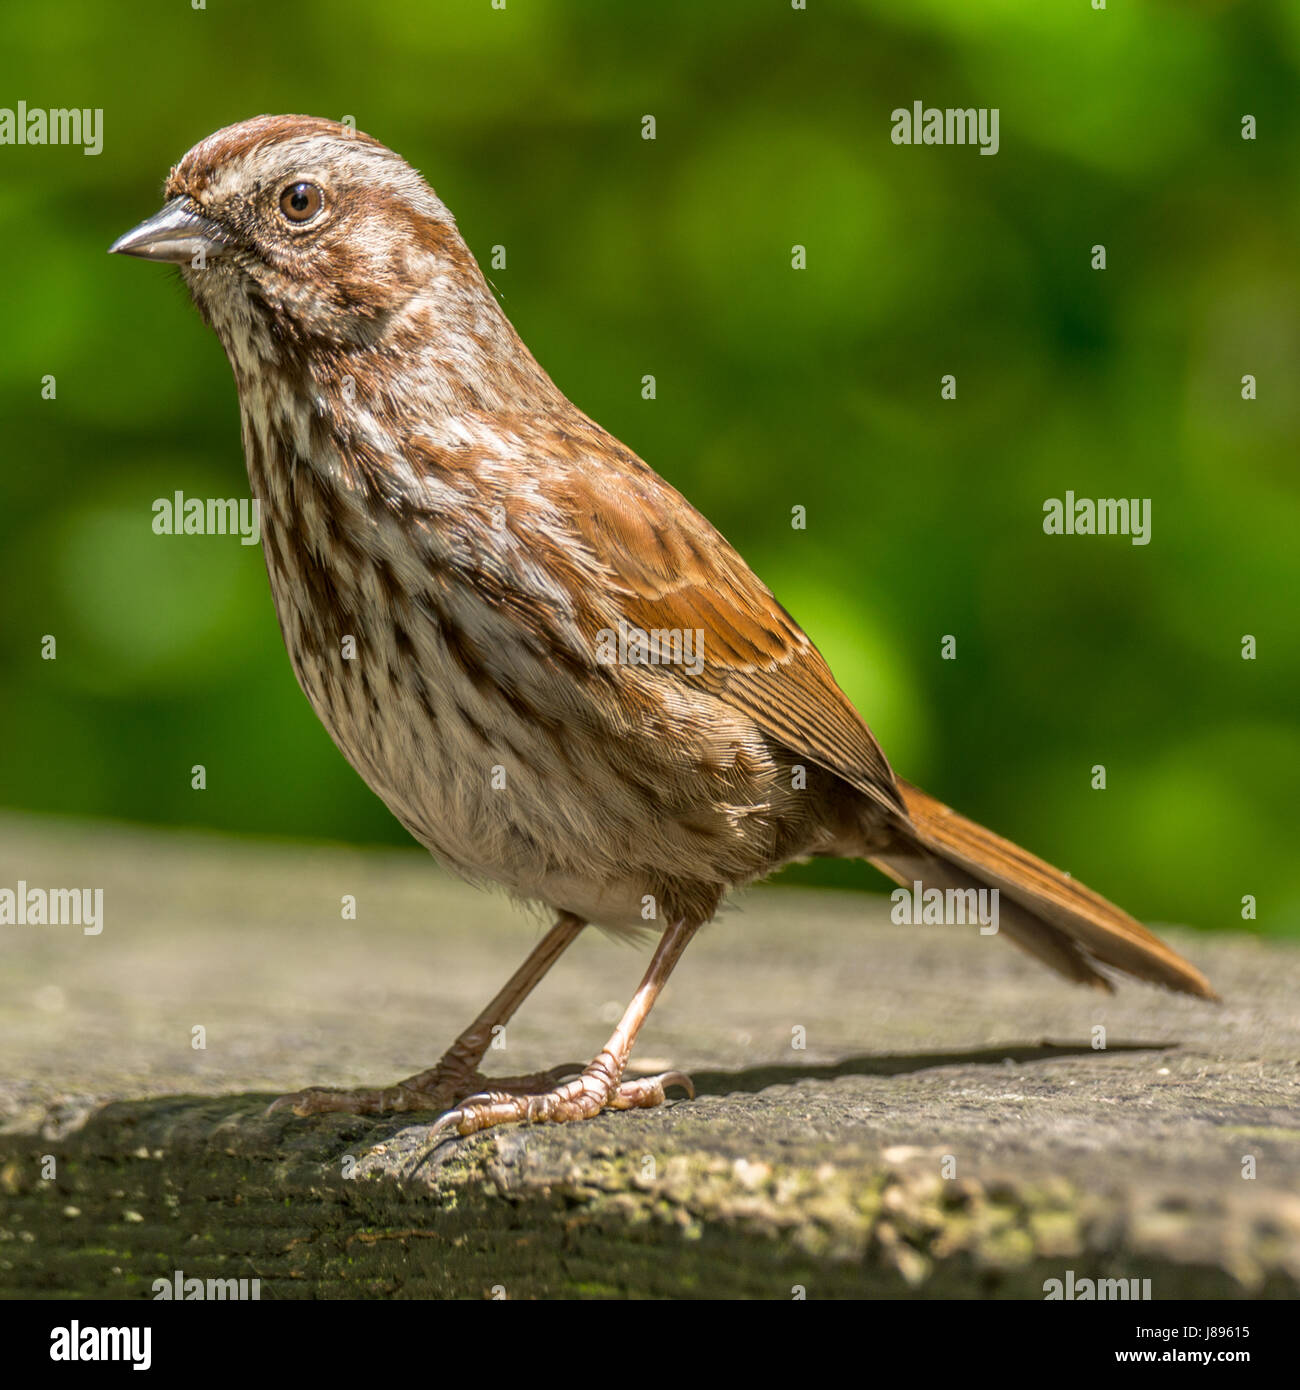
xmin=111 ymin=115 xmax=560 ymax=422
xmin=110 ymin=115 xmax=485 ymax=360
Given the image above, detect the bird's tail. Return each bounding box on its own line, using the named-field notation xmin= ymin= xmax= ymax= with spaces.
xmin=869 ymin=780 xmax=1218 ymax=1000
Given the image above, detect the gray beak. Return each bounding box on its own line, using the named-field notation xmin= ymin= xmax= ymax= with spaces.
xmin=108 ymin=197 xmax=230 ymax=264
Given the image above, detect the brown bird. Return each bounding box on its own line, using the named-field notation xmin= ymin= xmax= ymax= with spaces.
xmin=110 ymin=116 xmax=1216 ymax=1138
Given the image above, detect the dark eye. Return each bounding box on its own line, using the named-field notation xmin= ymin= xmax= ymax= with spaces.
xmin=279 ymin=182 xmax=323 ymax=224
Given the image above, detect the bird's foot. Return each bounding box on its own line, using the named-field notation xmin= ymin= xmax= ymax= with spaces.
xmin=427 ymin=1051 xmax=694 ymax=1140
xmin=266 ymin=1060 xmax=586 ymax=1118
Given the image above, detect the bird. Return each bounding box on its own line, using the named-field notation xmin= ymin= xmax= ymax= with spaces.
xmin=109 ymin=115 xmax=1217 ymax=1138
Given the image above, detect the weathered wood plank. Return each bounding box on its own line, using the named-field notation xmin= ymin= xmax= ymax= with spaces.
xmin=1 ymin=815 xmax=1296 ymax=1298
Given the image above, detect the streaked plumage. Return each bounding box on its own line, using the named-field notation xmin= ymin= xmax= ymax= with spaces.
xmin=110 ymin=116 xmax=1214 ymax=1133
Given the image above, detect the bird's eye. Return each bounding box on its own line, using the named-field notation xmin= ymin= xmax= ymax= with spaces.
xmin=279 ymin=182 xmax=324 ymax=224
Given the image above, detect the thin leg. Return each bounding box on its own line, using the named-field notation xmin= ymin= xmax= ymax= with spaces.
xmin=429 ymin=917 xmax=701 ymax=1140
xmin=270 ymin=912 xmax=587 ymax=1116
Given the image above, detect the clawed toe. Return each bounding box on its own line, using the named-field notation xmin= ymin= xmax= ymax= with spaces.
xmin=265 ymin=919 xmax=703 ymax=1137
xmin=265 ymin=1082 xmax=442 ymax=1118
xmin=265 ymin=1060 xmax=594 ymax=1119
xmin=428 ymin=1065 xmax=695 ymax=1142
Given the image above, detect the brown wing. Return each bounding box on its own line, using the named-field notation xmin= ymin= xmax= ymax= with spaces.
xmin=546 ymin=426 xmax=905 ymax=819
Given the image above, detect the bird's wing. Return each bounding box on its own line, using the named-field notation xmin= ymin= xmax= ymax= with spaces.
xmin=542 ymin=425 xmax=905 ymax=819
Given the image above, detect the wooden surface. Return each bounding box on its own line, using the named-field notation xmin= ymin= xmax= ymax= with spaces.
xmin=1 ymin=812 xmax=1297 ymax=1298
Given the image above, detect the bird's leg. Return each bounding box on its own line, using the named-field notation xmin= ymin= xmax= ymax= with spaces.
xmin=270 ymin=912 xmax=587 ymax=1116
xmin=428 ymin=917 xmax=700 ymax=1139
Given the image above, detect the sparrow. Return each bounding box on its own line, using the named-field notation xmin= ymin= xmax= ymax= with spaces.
xmin=109 ymin=116 xmax=1217 ymax=1138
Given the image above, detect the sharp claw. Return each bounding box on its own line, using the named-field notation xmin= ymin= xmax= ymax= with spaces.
xmin=658 ymin=1070 xmax=695 ymax=1100
xmin=273 ymin=1064 xmax=694 ymax=1133
xmin=427 ymin=1106 xmax=470 ymax=1144
xmin=425 ymin=1066 xmax=696 ymax=1140
xmin=265 ymin=1090 xmax=322 ymax=1118
xmin=264 ymin=1085 xmax=394 ymax=1118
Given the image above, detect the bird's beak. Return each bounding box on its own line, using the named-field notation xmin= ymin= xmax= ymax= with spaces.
xmin=108 ymin=196 xmax=230 ymax=264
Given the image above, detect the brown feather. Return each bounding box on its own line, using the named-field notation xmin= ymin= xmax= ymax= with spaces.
xmin=553 ymin=437 xmax=905 ymax=818
xmin=878 ymin=782 xmax=1219 ymax=999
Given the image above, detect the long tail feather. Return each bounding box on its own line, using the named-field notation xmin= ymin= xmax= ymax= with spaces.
xmin=871 ymin=780 xmax=1218 ymax=1000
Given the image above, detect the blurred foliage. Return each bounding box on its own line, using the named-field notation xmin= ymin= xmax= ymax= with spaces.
xmin=0 ymin=0 xmax=1296 ymax=936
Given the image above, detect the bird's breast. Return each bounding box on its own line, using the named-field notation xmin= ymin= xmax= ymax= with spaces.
xmin=238 ymin=407 xmax=824 ymax=925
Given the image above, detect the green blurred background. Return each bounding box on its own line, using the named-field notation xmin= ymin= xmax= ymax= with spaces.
xmin=0 ymin=0 xmax=1296 ymax=936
